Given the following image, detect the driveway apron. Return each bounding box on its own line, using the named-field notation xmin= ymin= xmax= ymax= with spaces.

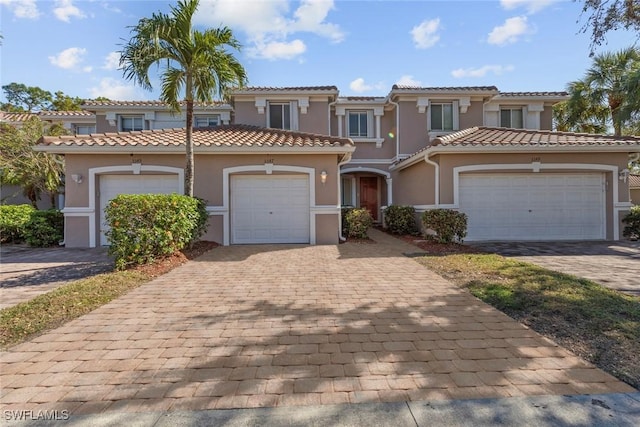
xmin=0 ymin=230 xmax=635 ymax=416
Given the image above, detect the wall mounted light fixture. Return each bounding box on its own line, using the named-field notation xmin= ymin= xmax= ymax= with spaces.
xmin=320 ymin=170 xmax=328 ymax=184
xmin=619 ymin=168 xmax=630 ymax=182
xmin=71 ymin=174 xmax=83 ymax=184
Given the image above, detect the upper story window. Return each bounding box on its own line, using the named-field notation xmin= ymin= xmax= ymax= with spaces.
xmin=194 ymin=115 xmax=220 ymax=128
xmin=500 ymin=108 xmax=524 ymax=128
xmin=75 ymin=125 xmax=95 ymax=135
xmin=119 ymin=116 xmax=144 ymax=132
xmin=347 ymin=111 xmax=373 ymax=138
xmin=268 ymin=102 xmax=292 ymax=130
xmin=430 ymin=103 xmax=454 ymax=131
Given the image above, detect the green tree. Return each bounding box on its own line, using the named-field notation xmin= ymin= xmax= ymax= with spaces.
xmin=50 ymin=91 xmax=83 ymax=111
xmin=564 ymin=47 xmax=640 ymax=136
xmin=578 ymin=0 xmax=640 ymax=54
xmin=119 ymin=0 xmax=247 ymax=196
xmin=1 ymin=83 xmax=53 ymax=112
xmin=0 ymin=117 xmax=67 ymax=208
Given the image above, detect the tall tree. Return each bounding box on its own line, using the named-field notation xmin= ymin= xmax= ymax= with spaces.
xmin=0 ymin=117 xmax=67 ymax=208
xmin=578 ymin=0 xmax=640 ymax=54
xmin=564 ymin=47 xmax=640 ymax=136
xmin=119 ymin=0 xmax=247 ymax=196
xmin=50 ymin=91 xmax=83 ymax=111
xmin=1 ymin=83 xmax=53 ymax=112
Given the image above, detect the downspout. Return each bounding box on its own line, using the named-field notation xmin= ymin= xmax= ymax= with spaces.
xmin=387 ymin=98 xmax=400 ymax=160
xmin=337 ymin=152 xmax=352 ymax=242
xmin=424 ymin=152 xmax=439 ymax=208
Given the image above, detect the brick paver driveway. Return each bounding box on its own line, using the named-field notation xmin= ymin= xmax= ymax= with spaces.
xmin=471 ymin=240 xmax=640 ymax=296
xmin=0 ymin=230 xmax=634 ymax=416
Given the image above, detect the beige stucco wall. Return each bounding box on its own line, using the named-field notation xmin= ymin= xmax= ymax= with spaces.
xmin=233 ymin=100 xmax=330 ymax=134
xmin=95 ymin=114 xmax=117 ymax=133
xmin=540 ymin=107 xmax=553 ymax=130
xmin=392 ymin=160 xmax=436 ymax=206
xmin=63 ymin=152 xmax=342 ymax=247
xmin=65 ymin=216 xmax=90 ymax=247
xmin=398 ymin=101 xmax=428 ymax=156
xmin=0 ymin=184 xmax=56 ymax=209
xmin=459 ymin=101 xmax=484 ymax=130
xmin=630 ymin=189 xmax=640 ymax=205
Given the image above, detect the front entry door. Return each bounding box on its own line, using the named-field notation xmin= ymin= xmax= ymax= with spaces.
xmin=359 ymin=177 xmax=378 ymax=220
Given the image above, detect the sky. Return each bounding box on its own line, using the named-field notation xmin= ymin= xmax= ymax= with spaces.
xmin=0 ymin=0 xmax=638 ymax=103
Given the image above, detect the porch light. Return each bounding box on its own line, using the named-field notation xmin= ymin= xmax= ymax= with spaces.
xmin=70 ymin=174 xmax=83 ymax=184
xmin=619 ymin=168 xmax=630 ymax=183
xmin=320 ymin=170 xmax=328 ymax=184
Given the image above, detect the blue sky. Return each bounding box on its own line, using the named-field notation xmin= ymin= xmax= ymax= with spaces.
xmin=0 ymin=0 xmax=637 ymax=102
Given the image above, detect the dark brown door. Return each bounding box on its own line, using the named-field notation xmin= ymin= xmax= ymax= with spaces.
xmin=359 ymin=177 xmax=378 ymax=220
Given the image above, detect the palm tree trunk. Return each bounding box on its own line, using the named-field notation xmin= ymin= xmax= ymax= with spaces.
xmin=185 ymin=98 xmax=194 ymax=197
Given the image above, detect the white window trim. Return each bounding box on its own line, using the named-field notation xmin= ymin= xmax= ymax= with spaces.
xmin=119 ymin=115 xmax=144 ymax=132
xmin=346 ymin=110 xmax=373 ymax=139
xmin=194 ymin=115 xmax=221 ymax=128
xmin=266 ymin=101 xmax=299 ymax=130
xmin=500 ymin=107 xmax=525 ymax=129
xmin=427 ymin=101 xmax=459 ymax=133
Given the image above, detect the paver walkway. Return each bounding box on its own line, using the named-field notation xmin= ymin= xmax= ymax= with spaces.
xmin=0 ymin=246 xmax=112 ymax=309
xmin=471 ymin=241 xmax=640 ymax=296
xmin=0 ymin=230 xmax=635 ymax=416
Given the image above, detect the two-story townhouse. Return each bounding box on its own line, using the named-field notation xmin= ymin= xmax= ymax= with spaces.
xmin=36 ymin=84 xmax=640 ymax=247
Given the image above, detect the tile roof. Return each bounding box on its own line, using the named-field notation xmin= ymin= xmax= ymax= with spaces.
xmin=431 ymin=127 xmax=640 ymax=147
xmin=0 ymin=111 xmax=37 ymax=122
xmin=498 ymin=92 xmax=568 ymax=97
xmin=38 ymin=110 xmax=95 ymax=118
xmin=630 ymin=174 xmax=640 ymax=188
xmin=339 ymin=96 xmax=387 ymax=102
xmin=391 ymin=85 xmax=499 ymax=92
xmin=82 ymin=100 xmax=228 ymax=108
xmin=38 ymin=124 xmax=354 ymax=150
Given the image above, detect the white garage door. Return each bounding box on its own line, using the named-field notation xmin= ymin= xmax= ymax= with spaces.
xmin=231 ymin=175 xmax=310 ymax=244
xmin=459 ymin=173 xmax=605 ymax=241
xmin=100 ymin=175 xmax=180 ymax=245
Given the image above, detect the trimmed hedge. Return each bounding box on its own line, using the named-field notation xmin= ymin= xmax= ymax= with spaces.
xmin=0 ymin=204 xmax=35 ymax=243
xmin=24 ymin=209 xmax=64 ymax=247
xmin=622 ymin=206 xmax=640 ymax=240
xmin=344 ymin=208 xmax=373 ymax=239
xmin=383 ymin=205 xmax=418 ymax=235
xmin=421 ymin=209 xmax=468 ymax=243
xmin=105 ymin=194 xmax=208 ymax=270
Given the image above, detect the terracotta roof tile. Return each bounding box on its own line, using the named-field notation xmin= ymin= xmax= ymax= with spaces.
xmin=431 ymin=127 xmax=640 ymax=147
xmin=392 ymin=85 xmax=499 ymax=91
xmin=630 ymin=174 xmax=640 ymax=188
xmin=39 ymin=124 xmax=354 ymax=150
xmin=81 ymin=100 xmax=228 ymax=107
xmin=498 ymin=91 xmax=568 ymax=97
xmin=38 ymin=110 xmax=95 ymax=118
xmin=339 ymin=96 xmax=386 ymax=102
xmin=0 ymin=111 xmax=38 ymax=122
xmin=235 ymin=86 xmax=338 ymax=92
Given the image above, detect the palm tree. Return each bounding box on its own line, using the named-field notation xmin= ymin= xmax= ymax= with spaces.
xmin=565 ymin=47 xmax=640 ymax=136
xmin=119 ymin=0 xmax=247 ymax=196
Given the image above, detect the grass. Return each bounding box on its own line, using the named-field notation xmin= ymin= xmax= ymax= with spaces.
xmin=0 ymin=270 xmax=149 ymax=348
xmin=416 ymin=253 xmax=640 ymax=389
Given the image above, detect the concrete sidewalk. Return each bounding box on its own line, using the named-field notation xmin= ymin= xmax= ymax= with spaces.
xmin=4 ymin=393 xmax=639 ymax=426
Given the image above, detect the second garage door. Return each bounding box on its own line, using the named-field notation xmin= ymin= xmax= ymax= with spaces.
xmin=231 ymin=175 xmax=310 ymax=244
xmin=459 ymin=173 xmax=605 ymax=241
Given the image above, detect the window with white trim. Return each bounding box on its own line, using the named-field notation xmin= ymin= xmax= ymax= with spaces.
xmin=500 ymin=108 xmax=524 ymax=128
xmin=119 ymin=116 xmax=144 ymax=132
xmin=75 ymin=125 xmax=95 ymax=135
xmin=347 ymin=110 xmax=373 ymax=138
xmin=341 ymin=177 xmax=354 ymax=206
xmin=430 ymin=103 xmax=454 ymax=131
xmin=268 ymin=102 xmax=293 ymax=130
xmin=194 ymin=115 xmax=220 ymax=128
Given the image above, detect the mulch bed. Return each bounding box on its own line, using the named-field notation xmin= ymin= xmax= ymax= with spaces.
xmin=130 ymin=241 xmax=218 ymax=278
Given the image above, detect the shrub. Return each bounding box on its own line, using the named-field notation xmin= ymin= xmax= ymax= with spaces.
xmin=622 ymin=206 xmax=640 ymax=240
xmin=105 ymin=194 xmax=209 ymax=270
xmin=421 ymin=209 xmax=468 ymax=243
xmin=344 ymin=208 xmax=373 ymax=239
xmin=24 ymin=209 xmax=64 ymax=247
xmin=383 ymin=205 xmax=418 ymax=235
xmin=0 ymin=204 xmax=35 ymax=243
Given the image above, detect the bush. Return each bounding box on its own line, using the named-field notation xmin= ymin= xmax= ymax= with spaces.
xmin=105 ymin=194 xmax=209 ymax=270
xmin=383 ymin=205 xmax=418 ymax=235
xmin=344 ymin=208 xmax=373 ymax=239
xmin=24 ymin=209 xmax=64 ymax=247
xmin=421 ymin=209 xmax=468 ymax=243
xmin=622 ymin=206 xmax=640 ymax=240
xmin=0 ymin=204 xmax=36 ymax=243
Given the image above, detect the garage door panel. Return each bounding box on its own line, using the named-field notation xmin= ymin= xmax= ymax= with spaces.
xmin=460 ymin=173 xmax=604 ymax=241
xmin=231 ymin=175 xmax=310 ymax=244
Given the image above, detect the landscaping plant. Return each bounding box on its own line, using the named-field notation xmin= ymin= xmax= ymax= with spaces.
xmin=344 ymin=208 xmax=373 ymax=239
xmin=383 ymin=205 xmax=418 ymax=235
xmin=421 ymin=208 xmax=468 ymax=243
xmin=0 ymin=204 xmax=35 ymax=243
xmin=24 ymin=209 xmax=63 ymax=247
xmin=622 ymin=206 xmax=639 ymax=240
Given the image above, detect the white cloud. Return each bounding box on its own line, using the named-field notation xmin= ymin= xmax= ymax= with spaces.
xmin=500 ymin=0 xmax=556 ymax=14
xmin=48 ymin=47 xmax=88 ymax=70
xmin=451 ymin=64 xmax=515 ymax=78
xmin=487 ymin=16 xmax=532 ymax=45
xmin=53 ymin=0 xmax=86 ymax=22
xmin=396 ymin=75 xmax=422 ymax=87
xmin=102 ymin=51 xmax=120 ymax=70
xmin=411 ymin=18 xmax=441 ymax=49
xmin=195 ymin=0 xmax=344 ymax=61
xmin=88 ymin=78 xmax=144 ymax=100
xmin=248 ymin=39 xmax=307 ymax=60
xmin=349 ymin=78 xmax=385 ymax=93
xmin=0 ymin=0 xmax=40 ymax=19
